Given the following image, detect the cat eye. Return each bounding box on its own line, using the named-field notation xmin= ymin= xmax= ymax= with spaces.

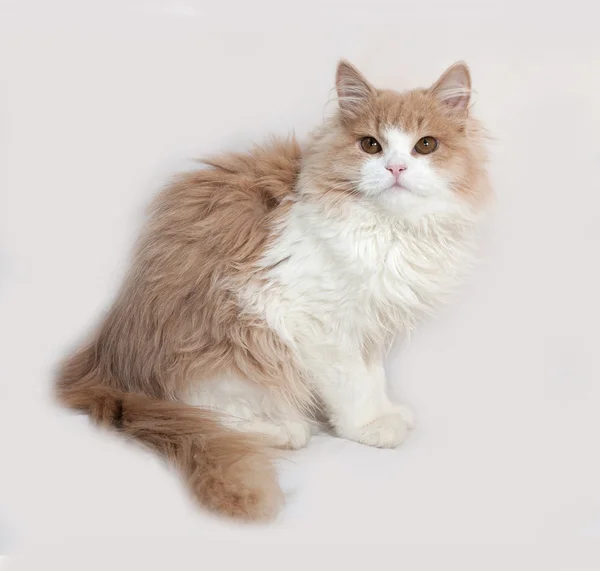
xmin=414 ymin=136 xmax=438 ymax=155
xmin=360 ymin=136 xmax=382 ymax=154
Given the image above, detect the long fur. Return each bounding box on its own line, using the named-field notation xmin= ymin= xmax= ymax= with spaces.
xmin=55 ymin=60 xmax=491 ymax=521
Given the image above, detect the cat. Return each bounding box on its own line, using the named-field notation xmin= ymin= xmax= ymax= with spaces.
xmin=55 ymin=60 xmax=491 ymax=522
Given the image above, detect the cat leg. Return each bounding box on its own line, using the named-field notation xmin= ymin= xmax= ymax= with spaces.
xmin=232 ymin=417 xmax=312 ymax=450
xmin=304 ymin=348 xmax=413 ymax=448
xmin=187 ymin=376 xmax=312 ymax=450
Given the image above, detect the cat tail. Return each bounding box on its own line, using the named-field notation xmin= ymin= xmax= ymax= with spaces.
xmin=54 ymin=345 xmax=284 ymax=522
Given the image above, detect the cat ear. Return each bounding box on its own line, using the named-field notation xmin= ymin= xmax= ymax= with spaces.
xmin=429 ymin=61 xmax=472 ymax=113
xmin=335 ymin=60 xmax=376 ymax=119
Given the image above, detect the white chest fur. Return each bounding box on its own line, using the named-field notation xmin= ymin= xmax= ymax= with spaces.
xmin=243 ymin=197 xmax=476 ymax=355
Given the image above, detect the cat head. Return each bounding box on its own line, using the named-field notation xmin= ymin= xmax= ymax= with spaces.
xmin=300 ymin=61 xmax=490 ymax=221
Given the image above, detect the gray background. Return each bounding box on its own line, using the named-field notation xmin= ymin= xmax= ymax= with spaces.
xmin=1 ymin=0 xmax=599 ymax=568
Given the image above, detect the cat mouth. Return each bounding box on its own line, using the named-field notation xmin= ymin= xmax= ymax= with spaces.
xmin=388 ymin=182 xmax=410 ymax=192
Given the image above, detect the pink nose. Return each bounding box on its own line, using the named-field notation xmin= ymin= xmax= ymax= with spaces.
xmin=386 ymin=164 xmax=407 ymax=177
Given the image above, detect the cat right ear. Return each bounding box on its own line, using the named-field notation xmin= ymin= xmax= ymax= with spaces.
xmin=335 ymin=60 xmax=376 ymax=120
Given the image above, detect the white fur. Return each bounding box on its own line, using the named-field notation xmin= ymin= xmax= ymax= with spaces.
xmin=236 ymin=169 xmax=475 ymax=447
xmin=188 ymin=375 xmax=312 ymax=449
xmin=191 ymin=127 xmax=477 ymax=449
xmin=360 ymin=128 xmax=464 ymax=221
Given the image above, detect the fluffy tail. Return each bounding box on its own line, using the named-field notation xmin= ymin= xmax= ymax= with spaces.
xmin=55 ymin=346 xmax=284 ymax=521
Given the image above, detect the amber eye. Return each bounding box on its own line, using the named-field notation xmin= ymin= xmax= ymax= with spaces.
xmin=414 ymin=136 xmax=438 ymax=155
xmin=359 ymin=136 xmax=382 ymax=154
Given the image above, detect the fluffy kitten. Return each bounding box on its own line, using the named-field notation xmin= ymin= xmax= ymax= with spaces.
xmin=56 ymin=60 xmax=491 ymax=521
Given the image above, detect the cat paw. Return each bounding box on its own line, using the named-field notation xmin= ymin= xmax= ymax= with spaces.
xmin=280 ymin=420 xmax=312 ymax=450
xmin=235 ymin=418 xmax=311 ymax=450
xmin=342 ymin=414 xmax=410 ymax=448
xmin=389 ymin=403 xmax=416 ymax=429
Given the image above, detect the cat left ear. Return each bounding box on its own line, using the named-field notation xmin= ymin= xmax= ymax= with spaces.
xmin=336 ymin=60 xmax=376 ymax=120
xmin=429 ymin=61 xmax=472 ymax=113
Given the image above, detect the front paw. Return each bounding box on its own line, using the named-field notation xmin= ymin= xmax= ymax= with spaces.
xmin=341 ymin=414 xmax=410 ymax=448
xmin=388 ymin=403 xmax=416 ymax=429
